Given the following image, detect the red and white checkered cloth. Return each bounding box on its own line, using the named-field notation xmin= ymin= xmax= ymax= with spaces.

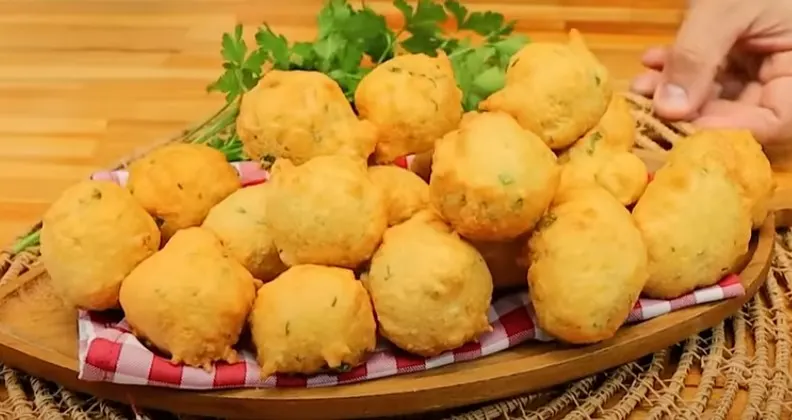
xmin=80 ymin=158 xmax=745 ymax=389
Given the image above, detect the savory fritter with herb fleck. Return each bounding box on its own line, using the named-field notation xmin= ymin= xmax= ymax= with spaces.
xmin=430 ymin=112 xmax=560 ymax=241
xmin=633 ymin=162 xmax=752 ymax=299
xmin=563 ymin=95 xmax=636 ymax=159
xmin=368 ymin=165 xmax=430 ymax=226
xmin=557 ymin=95 xmax=646 ymax=206
xmin=119 ymin=227 xmax=257 ymax=369
xmin=236 ymin=70 xmax=378 ymax=165
xmin=267 ymin=155 xmax=388 ymax=268
xmin=41 ymin=180 xmax=160 ymax=311
xmin=526 ymin=185 xmax=648 ymax=344
xmin=479 ymin=29 xmax=612 ymax=150
xmin=665 ymin=129 xmax=774 ymax=229
xmin=202 ymin=183 xmax=287 ymax=283
xmin=558 ymin=150 xmax=648 ymax=206
xmin=355 ymin=53 xmax=463 ymax=163
xmin=249 ymin=264 xmax=377 ymax=377
xmin=126 ymin=143 xmax=240 ymax=242
xmin=363 ymin=212 xmax=493 ymax=356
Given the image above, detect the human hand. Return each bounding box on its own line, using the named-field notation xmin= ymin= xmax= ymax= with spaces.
xmin=630 ymin=0 xmax=792 ymax=144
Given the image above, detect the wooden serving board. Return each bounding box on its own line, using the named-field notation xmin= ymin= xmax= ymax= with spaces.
xmin=0 ymin=213 xmax=775 ymax=420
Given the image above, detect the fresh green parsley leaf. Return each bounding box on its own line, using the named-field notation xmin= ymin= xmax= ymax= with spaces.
xmin=207 ymin=0 xmax=530 ymax=127
xmin=289 ymin=41 xmax=317 ymax=68
xmin=472 ymin=66 xmax=506 ymax=95
xmin=395 ymin=0 xmax=448 ymax=55
xmin=207 ymin=133 xmax=245 ymax=162
xmin=317 ymin=0 xmax=353 ymax=38
xmin=443 ymin=0 xmax=467 ymax=27
xmin=343 ymin=8 xmax=393 ymax=61
xmin=255 ymin=25 xmax=291 ymax=69
xmin=221 ymin=25 xmax=247 ymax=64
xmin=493 ymin=34 xmax=529 ymax=57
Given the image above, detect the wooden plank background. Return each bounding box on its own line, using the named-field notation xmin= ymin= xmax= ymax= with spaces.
xmin=0 ymin=0 xmax=687 ymax=245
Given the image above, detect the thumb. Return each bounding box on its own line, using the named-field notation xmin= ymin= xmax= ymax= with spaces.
xmin=654 ymin=0 xmax=750 ymax=119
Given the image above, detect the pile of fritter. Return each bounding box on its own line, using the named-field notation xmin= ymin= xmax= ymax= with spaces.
xmin=40 ymin=29 xmax=774 ymax=377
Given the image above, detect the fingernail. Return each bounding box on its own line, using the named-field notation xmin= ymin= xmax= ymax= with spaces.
xmin=658 ymin=84 xmax=689 ymax=110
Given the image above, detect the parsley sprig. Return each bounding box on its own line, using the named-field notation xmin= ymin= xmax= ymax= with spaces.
xmin=208 ymin=0 xmax=528 ymax=109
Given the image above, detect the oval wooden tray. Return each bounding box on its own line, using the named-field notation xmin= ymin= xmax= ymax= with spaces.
xmin=0 ymin=213 xmax=775 ymax=419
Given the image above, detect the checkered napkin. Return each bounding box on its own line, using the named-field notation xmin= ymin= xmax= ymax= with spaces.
xmin=79 ymin=159 xmax=746 ymax=389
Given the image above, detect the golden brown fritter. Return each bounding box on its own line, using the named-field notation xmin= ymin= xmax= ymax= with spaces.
xmin=632 ymin=162 xmax=752 ymax=299
xmin=556 ymin=94 xmax=645 ymax=206
xmin=479 ymin=29 xmax=612 ymax=150
xmin=558 ymin=150 xmax=648 ymax=206
xmin=266 ymin=155 xmax=388 ymax=268
xmin=665 ymin=129 xmax=774 ymax=229
xmin=594 ymin=152 xmax=649 ymax=206
xmin=119 ymin=227 xmax=257 ymax=369
xmin=563 ymin=94 xmax=636 ymax=160
xmin=249 ymin=264 xmax=377 ymax=377
xmin=368 ymin=165 xmax=429 ymax=226
xmin=363 ymin=213 xmax=493 ymax=356
xmin=126 ymin=143 xmax=240 ymax=241
xmin=202 ymin=183 xmax=287 ymax=282
xmin=526 ymin=185 xmax=648 ymax=344
xmin=430 ymin=111 xmax=560 ymax=240
xmin=41 ymin=180 xmax=160 ymax=311
xmin=236 ymin=70 xmax=377 ymax=165
xmin=355 ymin=53 xmax=463 ymax=163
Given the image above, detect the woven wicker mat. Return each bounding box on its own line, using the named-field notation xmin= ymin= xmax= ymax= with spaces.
xmin=1 ymin=94 xmax=791 ymax=420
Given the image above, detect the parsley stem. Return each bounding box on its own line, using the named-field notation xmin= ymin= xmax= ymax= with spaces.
xmin=181 ymin=101 xmax=236 ymax=143
xmin=375 ymin=30 xmax=402 ymax=64
xmin=190 ymin=101 xmax=240 ymax=145
xmin=11 ymin=230 xmax=40 ymax=255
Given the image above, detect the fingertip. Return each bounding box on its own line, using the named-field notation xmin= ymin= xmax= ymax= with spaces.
xmin=653 ymin=83 xmax=697 ymax=120
xmin=629 ymin=71 xmax=661 ymax=96
xmin=640 ymin=46 xmax=669 ymax=69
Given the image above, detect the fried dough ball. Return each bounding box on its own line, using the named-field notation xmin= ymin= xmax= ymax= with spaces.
xmin=558 ymin=150 xmax=649 ymax=206
xmin=564 ymin=95 xmax=636 ymax=159
xmin=41 ymin=180 xmax=160 ymax=311
xmin=632 ymin=162 xmax=752 ymax=299
xmin=236 ymin=70 xmax=377 ymax=165
xmin=249 ymin=265 xmax=377 ymax=377
xmin=430 ymin=112 xmax=560 ymax=241
xmin=557 ymin=96 xmax=645 ymax=206
xmin=368 ymin=165 xmax=429 ymax=226
xmin=469 ymin=238 xmax=528 ymax=291
xmin=202 ymin=184 xmax=287 ymax=282
xmin=595 ymin=152 xmax=649 ymax=205
xmin=119 ymin=228 xmax=257 ymax=368
xmin=666 ymin=129 xmax=774 ymax=229
xmin=127 ymin=143 xmax=240 ymax=241
xmin=355 ymin=53 xmax=463 ymax=163
xmin=267 ymin=155 xmax=388 ymax=268
xmin=526 ymin=185 xmax=648 ymax=344
xmin=363 ymin=212 xmax=493 ymax=356
xmin=479 ymin=29 xmax=612 ymax=150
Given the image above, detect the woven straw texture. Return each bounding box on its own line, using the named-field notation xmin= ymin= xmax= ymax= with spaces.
xmin=0 ymin=93 xmax=790 ymax=419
